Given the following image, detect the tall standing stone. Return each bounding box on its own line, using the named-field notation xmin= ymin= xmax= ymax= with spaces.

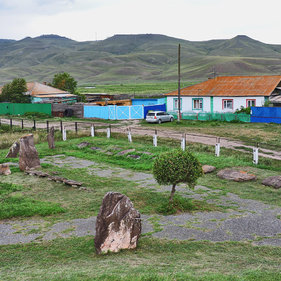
xmin=6 ymin=141 xmax=20 ymax=158
xmin=19 ymin=134 xmax=40 ymax=171
xmin=95 ymin=192 xmax=141 ymax=254
xmin=47 ymin=127 xmax=55 ymax=149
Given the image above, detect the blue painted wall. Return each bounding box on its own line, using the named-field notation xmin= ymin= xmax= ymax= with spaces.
xmin=132 ymin=98 xmax=166 ymax=106
xmin=143 ymin=104 xmax=166 ymax=118
xmin=251 ymin=107 xmax=281 ymax=124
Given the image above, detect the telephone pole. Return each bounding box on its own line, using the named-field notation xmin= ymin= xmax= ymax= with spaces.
xmin=177 ymin=44 xmax=181 ymax=122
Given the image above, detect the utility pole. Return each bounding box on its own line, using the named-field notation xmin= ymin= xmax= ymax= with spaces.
xmin=177 ymin=44 xmax=181 ymax=122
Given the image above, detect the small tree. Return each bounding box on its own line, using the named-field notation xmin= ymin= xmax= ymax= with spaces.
xmin=52 ymin=72 xmax=77 ymax=95
xmin=0 ymin=78 xmax=29 ymax=103
xmin=153 ymin=149 xmax=203 ymax=202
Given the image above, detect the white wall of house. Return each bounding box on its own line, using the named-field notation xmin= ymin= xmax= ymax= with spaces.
xmin=167 ymin=96 xmax=266 ymax=113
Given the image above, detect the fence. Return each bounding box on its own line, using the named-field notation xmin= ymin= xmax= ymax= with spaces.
xmin=168 ymin=111 xmax=250 ymax=122
xmin=84 ymin=104 xmax=166 ymax=120
xmin=251 ymin=107 xmax=281 ymax=124
xmin=0 ymin=103 xmax=52 ymax=116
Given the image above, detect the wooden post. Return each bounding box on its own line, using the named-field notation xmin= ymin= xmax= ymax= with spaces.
xmin=215 ymin=137 xmax=220 ymax=157
xmin=0 ymin=119 xmax=1 ymax=126
xmin=46 ymin=120 xmax=49 ymax=133
xmin=62 ymin=127 xmax=67 ymax=141
xmin=60 ymin=120 xmax=63 ymax=133
xmin=91 ymin=125 xmax=95 ymax=137
xmin=128 ymin=128 xmax=132 ymax=142
xmin=107 ymin=125 xmax=111 ymax=138
xmin=181 ymin=134 xmax=186 ymax=151
xmin=21 ymin=119 xmax=24 ymax=129
xmin=10 ymin=118 xmax=12 ymax=129
xmin=153 ymin=129 xmax=158 ymax=147
xmin=253 ymin=143 xmax=259 ymax=165
xmin=33 ymin=120 xmax=36 ymax=131
xmin=75 ymin=122 xmax=78 ymax=134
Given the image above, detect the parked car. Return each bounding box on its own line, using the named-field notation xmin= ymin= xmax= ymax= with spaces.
xmin=145 ymin=111 xmax=174 ymax=124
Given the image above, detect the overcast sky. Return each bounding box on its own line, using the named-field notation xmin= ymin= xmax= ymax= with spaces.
xmin=0 ymin=0 xmax=280 ymax=44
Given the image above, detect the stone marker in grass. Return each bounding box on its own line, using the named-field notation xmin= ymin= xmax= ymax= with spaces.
xmin=6 ymin=141 xmax=20 ymax=158
xmin=47 ymin=127 xmax=55 ymax=149
xmin=19 ymin=134 xmax=40 ymax=171
xmin=262 ymin=176 xmax=281 ymax=189
xmin=95 ymin=192 xmax=141 ymax=254
xmin=217 ymin=169 xmax=256 ymax=182
xmin=0 ymin=164 xmax=11 ymax=175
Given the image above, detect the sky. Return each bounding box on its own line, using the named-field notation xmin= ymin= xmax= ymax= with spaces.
xmin=0 ymin=0 xmax=280 ymax=44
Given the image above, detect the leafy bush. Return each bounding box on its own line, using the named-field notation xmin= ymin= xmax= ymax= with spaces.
xmin=153 ymin=149 xmax=202 ymax=202
xmin=235 ymin=106 xmax=251 ymax=114
xmin=23 ymin=112 xmax=52 ymax=119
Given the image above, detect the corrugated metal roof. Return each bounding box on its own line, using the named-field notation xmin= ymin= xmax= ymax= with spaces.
xmin=166 ymin=76 xmax=281 ymax=97
xmin=26 ymin=82 xmax=72 ymax=96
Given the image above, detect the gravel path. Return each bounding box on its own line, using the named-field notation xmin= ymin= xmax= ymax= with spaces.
xmin=1 ymin=155 xmax=280 ymax=246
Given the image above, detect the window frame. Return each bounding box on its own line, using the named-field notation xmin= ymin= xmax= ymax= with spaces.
xmin=173 ymin=98 xmax=182 ymax=110
xmin=246 ymin=99 xmax=256 ymax=107
xmin=192 ymin=98 xmax=203 ymax=111
xmin=222 ymin=99 xmax=234 ymax=110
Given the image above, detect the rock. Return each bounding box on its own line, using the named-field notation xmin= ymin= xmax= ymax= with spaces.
xmin=0 ymin=164 xmax=11 ymax=175
xmin=47 ymin=127 xmax=55 ymax=149
xmin=217 ymin=169 xmax=256 ymax=182
xmin=202 ymin=165 xmax=216 ymax=174
xmin=63 ymin=179 xmax=83 ymax=187
xmin=19 ymin=134 xmax=40 ymax=171
xmin=117 ymin=149 xmax=136 ymax=156
xmin=95 ymin=192 xmax=141 ymax=254
xmin=6 ymin=141 xmax=20 ymax=158
xmin=25 ymin=170 xmax=49 ymax=177
xmin=262 ymin=176 xmax=281 ymax=189
xmin=127 ymin=154 xmax=141 ymax=159
xmin=77 ymin=142 xmax=91 ymax=148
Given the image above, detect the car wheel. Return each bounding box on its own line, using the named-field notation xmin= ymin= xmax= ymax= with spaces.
xmin=158 ymin=119 xmax=162 ymax=124
xmin=170 ymin=117 xmax=174 ymax=122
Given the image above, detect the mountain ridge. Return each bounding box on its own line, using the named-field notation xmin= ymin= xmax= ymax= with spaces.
xmin=1 ymin=33 xmax=281 ymax=84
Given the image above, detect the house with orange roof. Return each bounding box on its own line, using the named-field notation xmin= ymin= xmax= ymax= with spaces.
xmin=165 ymin=76 xmax=281 ymax=113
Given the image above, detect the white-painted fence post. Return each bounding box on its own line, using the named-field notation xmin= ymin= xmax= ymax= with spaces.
xmin=181 ymin=134 xmax=186 ymax=151
xmin=215 ymin=137 xmax=220 ymax=157
xmin=253 ymin=144 xmax=259 ymax=165
xmin=128 ymin=128 xmax=132 ymax=142
xmin=62 ymin=126 xmax=67 ymax=141
xmin=91 ymin=125 xmax=95 ymax=137
xmin=153 ymin=130 xmax=158 ymax=147
xmin=107 ymin=125 xmax=111 ymax=138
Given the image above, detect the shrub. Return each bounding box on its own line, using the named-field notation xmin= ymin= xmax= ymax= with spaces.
xmin=153 ymin=149 xmax=202 ymax=202
xmin=23 ymin=112 xmax=52 ymax=119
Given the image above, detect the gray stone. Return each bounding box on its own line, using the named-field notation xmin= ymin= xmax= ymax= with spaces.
xmin=217 ymin=169 xmax=256 ymax=182
xmin=95 ymin=192 xmax=141 ymax=254
xmin=77 ymin=142 xmax=91 ymax=148
xmin=0 ymin=164 xmax=11 ymax=175
xmin=47 ymin=127 xmax=55 ymax=149
xmin=117 ymin=149 xmax=136 ymax=156
xmin=262 ymin=176 xmax=281 ymax=189
xmin=19 ymin=134 xmax=40 ymax=171
xmin=6 ymin=141 xmax=20 ymax=158
xmin=202 ymin=165 xmax=216 ymax=174
xmin=127 ymin=154 xmax=141 ymax=159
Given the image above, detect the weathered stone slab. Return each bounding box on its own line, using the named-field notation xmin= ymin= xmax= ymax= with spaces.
xmin=0 ymin=164 xmax=11 ymax=175
xmin=6 ymin=141 xmax=20 ymax=158
xmin=95 ymin=192 xmax=141 ymax=254
xmin=90 ymin=147 xmax=102 ymax=151
xmin=77 ymin=142 xmax=91 ymax=148
xmin=47 ymin=127 xmax=55 ymax=149
xmin=19 ymin=134 xmax=40 ymax=171
xmin=262 ymin=176 xmax=281 ymax=189
xmin=25 ymin=170 xmax=49 ymax=177
xmin=202 ymin=165 xmax=216 ymax=174
xmin=117 ymin=149 xmax=136 ymax=156
xmin=127 ymin=154 xmax=141 ymax=159
xmin=217 ymin=169 xmax=256 ymax=182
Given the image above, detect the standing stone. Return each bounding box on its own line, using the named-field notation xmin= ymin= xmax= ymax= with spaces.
xmin=95 ymin=192 xmax=141 ymax=254
xmin=19 ymin=134 xmax=40 ymax=171
xmin=47 ymin=127 xmax=55 ymax=149
xmin=0 ymin=164 xmax=11 ymax=175
xmin=6 ymin=141 xmax=20 ymax=158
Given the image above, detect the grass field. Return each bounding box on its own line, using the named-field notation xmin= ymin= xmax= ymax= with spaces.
xmin=0 ymin=128 xmax=280 ymax=281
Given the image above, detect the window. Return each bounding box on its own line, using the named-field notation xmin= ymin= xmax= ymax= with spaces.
xmin=222 ymin=99 xmax=233 ymax=110
xmin=192 ymin=98 xmax=203 ymax=110
xmin=173 ymin=98 xmax=182 ymax=110
xmin=246 ymin=99 xmax=256 ymax=107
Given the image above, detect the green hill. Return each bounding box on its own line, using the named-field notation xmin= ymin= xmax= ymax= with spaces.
xmin=1 ymin=34 xmax=281 ymax=85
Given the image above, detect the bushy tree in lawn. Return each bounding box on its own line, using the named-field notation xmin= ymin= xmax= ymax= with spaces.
xmin=52 ymin=72 xmax=77 ymax=95
xmin=153 ymin=149 xmax=203 ymax=203
xmin=0 ymin=78 xmax=29 ymax=103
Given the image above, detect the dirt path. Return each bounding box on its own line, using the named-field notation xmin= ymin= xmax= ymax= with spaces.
xmin=1 ymin=118 xmax=281 ymax=160
xmin=1 ymin=155 xmax=280 ymax=246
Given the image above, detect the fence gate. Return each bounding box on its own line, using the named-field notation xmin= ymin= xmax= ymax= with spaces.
xmin=108 ymin=106 xmax=116 ymax=120
xmin=130 ymin=105 xmax=143 ymax=119
xmin=116 ymin=106 xmax=130 ymax=120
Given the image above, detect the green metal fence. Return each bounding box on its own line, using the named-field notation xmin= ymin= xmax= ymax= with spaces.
xmin=0 ymin=103 xmax=52 ymax=116
xmin=169 ymin=112 xmax=250 ymax=122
